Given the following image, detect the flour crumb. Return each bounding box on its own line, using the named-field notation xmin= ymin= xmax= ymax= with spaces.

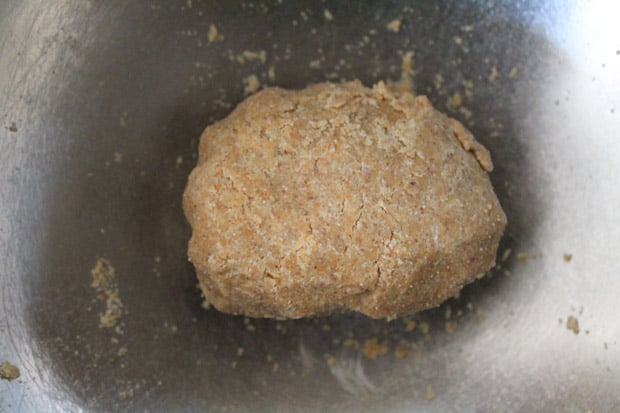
xmin=425 ymin=385 xmax=437 ymax=401
xmin=387 ymin=18 xmax=402 ymax=33
xmin=362 ymin=338 xmax=388 ymax=359
xmin=243 ymin=75 xmax=261 ymax=95
xmin=566 ymin=315 xmax=580 ymax=335
xmin=394 ymin=343 xmax=411 ymax=358
xmin=448 ymin=91 xmax=463 ymax=109
xmin=488 ymin=65 xmax=499 ymax=82
xmin=508 ymin=67 xmax=518 ymax=78
xmin=404 ymin=318 xmax=417 ymax=332
xmin=445 ymin=320 xmax=458 ymax=333
xmin=90 ymin=258 xmax=124 ymax=329
xmin=0 ymin=361 xmax=20 ymax=381
xmin=323 ymin=9 xmax=334 ymax=21
xmin=267 ymin=66 xmax=276 ymax=81
xmin=235 ymin=50 xmax=267 ymax=64
xmin=208 ymin=24 xmax=224 ymax=42
xmin=516 ymin=252 xmax=528 ymax=262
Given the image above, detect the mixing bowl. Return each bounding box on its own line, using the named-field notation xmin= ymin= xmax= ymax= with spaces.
xmin=1 ymin=1 xmax=619 ymax=411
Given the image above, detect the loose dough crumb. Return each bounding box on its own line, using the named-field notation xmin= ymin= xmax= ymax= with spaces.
xmin=488 ymin=65 xmax=499 ymax=82
xmin=404 ymin=318 xmax=417 ymax=332
xmin=387 ymin=18 xmax=402 ymax=33
xmin=343 ymin=338 xmax=360 ymax=349
xmin=362 ymin=338 xmax=389 ymax=359
xmin=208 ymin=24 xmax=224 ymax=42
xmin=426 ymin=385 xmax=437 ymax=401
xmin=564 ymin=253 xmax=573 ymax=262
xmin=323 ymin=9 xmax=334 ymax=21
xmin=183 ymin=81 xmax=506 ymax=319
xmin=566 ymin=315 xmax=580 ymax=335
xmin=508 ymin=67 xmax=518 ymax=78
xmin=91 ymin=258 xmax=124 ymax=328
xmin=445 ymin=321 xmax=458 ymax=333
xmin=394 ymin=343 xmax=411 ymax=358
xmin=516 ymin=252 xmax=528 ymax=262
xmin=0 ymin=361 xmax=20 ymax=381
xmin=448 ymin=91 xmax=463 ymax=109
xmin=243 ymin=75 xmax=261 ymax=95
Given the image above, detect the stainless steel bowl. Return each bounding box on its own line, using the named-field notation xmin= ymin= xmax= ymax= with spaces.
xmin=1 ymin=1 xmax=619 ymax=412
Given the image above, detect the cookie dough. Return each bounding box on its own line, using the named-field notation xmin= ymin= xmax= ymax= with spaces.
xmin=183 ymin=81 xmax=506 ymax=319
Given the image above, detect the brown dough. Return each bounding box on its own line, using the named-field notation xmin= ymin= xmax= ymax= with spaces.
xmin=183 ymin=81 xmax=507 ymax=319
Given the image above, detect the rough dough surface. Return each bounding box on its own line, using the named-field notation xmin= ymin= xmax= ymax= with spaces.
xmin=183 ymin=81 xmax=507 ymax=319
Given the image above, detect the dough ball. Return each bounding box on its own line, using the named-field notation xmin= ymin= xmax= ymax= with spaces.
xmin=183 ymin=81 xmax=507 ymax=319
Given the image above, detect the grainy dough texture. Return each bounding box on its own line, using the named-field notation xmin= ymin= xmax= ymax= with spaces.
xmin=183 ymin=81 xmax=507 ymax=319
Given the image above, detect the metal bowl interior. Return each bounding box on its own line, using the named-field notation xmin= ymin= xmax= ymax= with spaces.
xmin=1 ymin=1 xmax=619 ymax=412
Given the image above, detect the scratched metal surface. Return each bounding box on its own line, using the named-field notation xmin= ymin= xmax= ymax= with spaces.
xmin=1 ymin=1 xmax=619 ymax=412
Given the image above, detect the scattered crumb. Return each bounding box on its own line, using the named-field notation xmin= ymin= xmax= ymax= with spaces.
xmin=388 ymin=51 xmax=415 ymax=94
xmin=419 ymin=322 xmax=430 ymax=335
xmin=563 ymin=253 xmax=573 ymax=262
xmin=488 ymin=65 xmax=499 ymax=82
xmin=566 ymin=315 xmax=580 ymax=335
xmin=461 ymin=24 xmax=474 ymax=32
xmin=244 ymin=317 xmax=256 ymax=332
xmin=458 ymin=106 xmax=472 ymax=120
xmin=508 ymin=67 xmax=518 ymax=78
xmin=113 ymin=152 xmax=123 ymax=163
xmin=387 ymin=18 xmax=402 ymax=33
xmin=117 ymin=347 xmax=128 ymax=357
xmin=201 ymin=298 xmax=211 ymax=310
xmin=394 ymin=343 xmax=411 ymax=358
xmin=362 ymin=338 xmax=389 ymax=359
xmin=208 ymin=24 xmax=224 ymax=42
xmin=99 ymin=291 xmax=123 ymax=328
xmin=516 ymin=252 xmax=528 ymax=262
xmin=90 ymin=258 xmax=124 ymax=329
xmin=425 ymin=385 xmax=436 ymax=401
xmin=501 ymin=248 xmax=512 ymax=262
xmin=326 ymin=355 xmax=337 ymax=366
xmin=91 ymin=258 xmax=115 ymax=290
xmin=445 ymin=321 xmax=458 ymax=333
xmin=433 ymin=73 xmax=444 ymax=91
xmin=404 ymin=318 xmax=417 ymax=332
xmin=233 ymin=50 xmax=267 ymax=64
xmin=8 ymin=122 xmax=17 ymax=132
xmin=119 ymin=113 xmax=127 ymax=127
xmin=343 ymin=338 xmax=360 ymax=349
xmin=118 ymin=388 xmax=134 ymax=400
xmin=175 ymin=156 xmax=183 ymax=167
xmin=0 ymin=361 xmax=20 ymax=381
xmin=243 ymin=75 xmax=261 ymax=95
xmin=267 ymin=66 xmax=276 ymax=82
xmin=448 ymin=91 xmax=462 ymax=109
xmin=453 ymin=36 xmax=463 ymax=45
xmin=323 ymin=9 xmax=334 ymax=21
xmin=308 ymin=59 xmax=321 ymax=69
xmin=401 ymin=51 xmax=414 ymax=77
